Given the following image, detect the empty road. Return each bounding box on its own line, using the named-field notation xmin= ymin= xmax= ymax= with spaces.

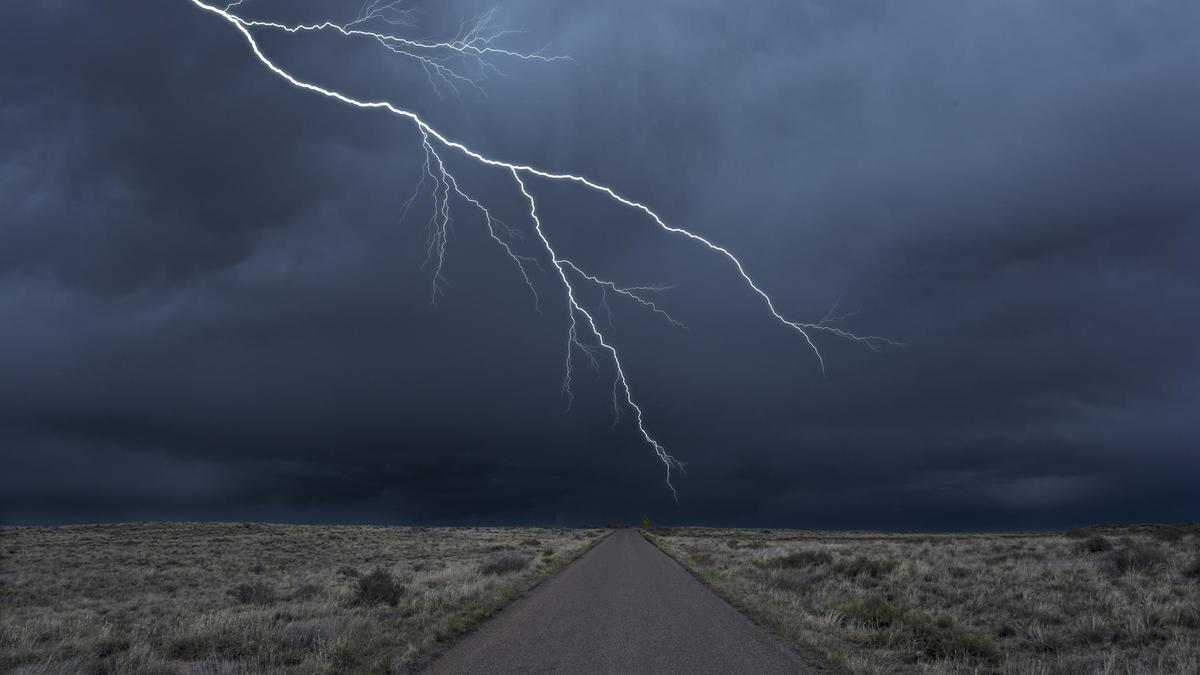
xmin=423 ymin=529 xmax=823 ymax=674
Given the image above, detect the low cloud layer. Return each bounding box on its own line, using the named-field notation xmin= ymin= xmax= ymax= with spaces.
xmin=2 ymin=0 xmax=1197 ymax=528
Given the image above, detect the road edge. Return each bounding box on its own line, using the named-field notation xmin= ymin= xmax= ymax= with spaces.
xmin=408 ymin=528 xmax=616 ymax=673
xmin=638 ymin=529 xmax=837 ymax=674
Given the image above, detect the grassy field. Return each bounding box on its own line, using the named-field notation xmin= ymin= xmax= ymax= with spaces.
xmin=0 ymin=523 xmax=608 ymax=674
xmin=646 ymin=525 xmax=1200 ymax=674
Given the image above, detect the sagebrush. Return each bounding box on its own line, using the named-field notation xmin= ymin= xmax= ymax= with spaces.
xmin=647 ymin=525 xmax=1200 ymax=674
xmin=0 ymin=523 xmax=606 ymax=673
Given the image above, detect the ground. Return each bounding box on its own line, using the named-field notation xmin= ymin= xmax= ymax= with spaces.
xmin=0 ymin=523 xmax=607 ymax=674
xmin=646 ymin=525 xmax=1200 ymax=674
xmin=5 ymin=523 xmax=1198 ymax=674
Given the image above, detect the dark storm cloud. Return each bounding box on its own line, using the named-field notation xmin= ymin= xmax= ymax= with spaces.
xmin=1 ymin=0 xmax=1197 ymax=528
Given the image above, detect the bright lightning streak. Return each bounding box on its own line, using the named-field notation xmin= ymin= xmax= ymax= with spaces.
xmin=185 ymin=0 xmax=894 ymax=495
xmin=512 ymin=169 xmax=684 ymax=498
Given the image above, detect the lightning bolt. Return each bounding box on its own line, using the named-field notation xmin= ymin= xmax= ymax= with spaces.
xmin=184 ymin=0 xmax=897 ymax=498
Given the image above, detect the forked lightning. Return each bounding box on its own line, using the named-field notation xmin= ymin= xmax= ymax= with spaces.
xmin=187 ymin=0 xmax=895 ymax=498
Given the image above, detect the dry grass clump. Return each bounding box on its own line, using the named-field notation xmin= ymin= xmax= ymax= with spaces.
xmin=646 ymin=525 xmax=1199 ymax=674
xmin=833 ymin=557 xmax=899 ymax=579
xmin=478 ymin=551 xmax=532 ymax=576
xmin=763 ymin=550 xmax=834 ymax=569
xmin=0 ymin=523 xmax=607 ymax=673
xmin=1104 ymin=539 xmax=1168 ymax=576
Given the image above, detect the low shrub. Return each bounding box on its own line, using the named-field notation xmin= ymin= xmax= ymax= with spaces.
xmin=1152 ymin=526 xmax=1186 ymax=543
xmin=834 ymin=556 xmax=899 ymax=578
xmin=907 ymin=612 xmax=1004 ymax=663
xmin=291 ymin=582 xmax=323 ymax=601
xmin=351 ymin=567 xmax=404 ymax=607
xmin=478 ymin=551 xmax=532 ymax=576
xmin=1077 ymin=535 xmax=1112 ymax=554
xmin=94 ymin=634 xmax=131 ymax=658
xmin=165 ymin=632 xmax=242 ymax=660
xmin=764 ymin=569 xmax=821 ymax=594
xmin=227 ymin=581 xmax=276 ymax=605
xmin=843 ymin=593 xmax=905 ymax=627
xmin=726 ymin=539 xmax=767 ymax=551
xmin=763 ymin=550 xmax=834 ymax=569
xmin=843 ymin=594 xmax=1003 ymax=664
xmin=1183 ymin=556 xmax=1200 ymax=580
xmin=1105 ymin=541 xmax=1167 ymax=575
xmin=948 ymin=566 xmax=971 ymax=579
xmin=520 ymin=539 xmax=542 ymax=547
xmin=283 ymin=618 xmax=335 ymax=650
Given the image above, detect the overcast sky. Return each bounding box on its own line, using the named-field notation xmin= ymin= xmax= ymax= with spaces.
xmin=2 ymin=0 xmax=1198 ymax=529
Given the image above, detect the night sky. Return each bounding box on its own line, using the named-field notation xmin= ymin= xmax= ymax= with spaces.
xmin=3 ymin=0 xmax=1198 ymax=529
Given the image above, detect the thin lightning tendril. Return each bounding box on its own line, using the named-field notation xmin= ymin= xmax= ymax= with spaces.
xmin=186 ymin=0 xmax=895 ymax=496
xmin=512 ymin=169 xmax=684 ymax=498
xmin=231 ymin=3 xmax=570 ymax=97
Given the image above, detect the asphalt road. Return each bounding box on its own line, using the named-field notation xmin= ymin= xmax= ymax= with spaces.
xmin=423 ymin=529 xmax=824 ymax=674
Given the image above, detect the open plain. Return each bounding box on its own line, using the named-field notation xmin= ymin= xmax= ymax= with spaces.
xmin=4 ymin=524 xmax=1199 ymax=673
xmin=647 ymin=525 xmax=1200 ymax=674
xmin=0 ymin=523 xmax=607 ymax=673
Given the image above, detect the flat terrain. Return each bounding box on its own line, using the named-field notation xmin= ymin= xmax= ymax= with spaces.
xmin=5 ymin=524 xmax=1197 ymax=674
xmin=424 ymin=528 xmax=823 ymax=674
xmin=647 ymin=525 xmax=1200 ymax=674
xmin=0 ymin=523 xmax=607 ymax=673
